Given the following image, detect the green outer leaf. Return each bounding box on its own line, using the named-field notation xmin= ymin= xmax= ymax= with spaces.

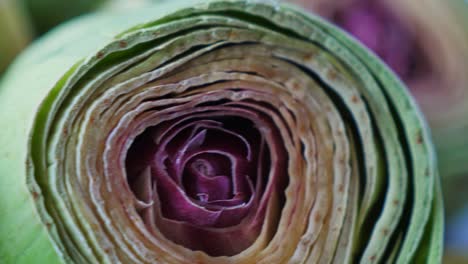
xmin=0 ymin=1 xmax=443 ymax=263
xmin=314 ymin=20 xmax=440 ymax=262
xmin=0 ymin=3 xmax=203 ymax=262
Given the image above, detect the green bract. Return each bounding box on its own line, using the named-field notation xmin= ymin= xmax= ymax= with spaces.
xmin=0 ymin=1 xmax=443 ymax=263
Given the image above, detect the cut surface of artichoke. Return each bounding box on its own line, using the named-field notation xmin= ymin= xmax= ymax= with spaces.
xmin=0 ymin=0 xmax=443 ymax=263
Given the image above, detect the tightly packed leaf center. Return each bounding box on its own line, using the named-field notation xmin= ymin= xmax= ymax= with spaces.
xmin=126 ymin=110 xmax=286 ymax=256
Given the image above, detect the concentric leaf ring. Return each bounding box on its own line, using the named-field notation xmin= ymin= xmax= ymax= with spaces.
xmin=0 ymin=1 xmax=442 ymax=263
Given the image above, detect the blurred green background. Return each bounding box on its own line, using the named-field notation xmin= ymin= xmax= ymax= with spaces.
xmin=1 ymin=0 xmax=467 ymax=262
xmin=0 ymin=0 xmax=156 ymax=73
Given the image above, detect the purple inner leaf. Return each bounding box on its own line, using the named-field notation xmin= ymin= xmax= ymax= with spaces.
xmin=125 ymin=105 xmax=287 ymax=256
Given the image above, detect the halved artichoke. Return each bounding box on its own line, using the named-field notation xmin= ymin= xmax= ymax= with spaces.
xmin=0 ymin=0 xmax=443 ymax=263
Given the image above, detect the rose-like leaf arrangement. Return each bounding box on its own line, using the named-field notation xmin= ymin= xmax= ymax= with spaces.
xmin=127 ymin=112 xmax=285 ymax=256
xmin=0 ymin=0 xmax=443 ymax=263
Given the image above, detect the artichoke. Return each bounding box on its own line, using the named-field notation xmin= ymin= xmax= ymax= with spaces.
xmin=0 ymin=0 xmax=443 ymax=263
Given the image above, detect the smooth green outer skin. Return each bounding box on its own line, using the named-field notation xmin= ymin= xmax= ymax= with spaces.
xmin=0 ymin=0 xmax=443 ymax=263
